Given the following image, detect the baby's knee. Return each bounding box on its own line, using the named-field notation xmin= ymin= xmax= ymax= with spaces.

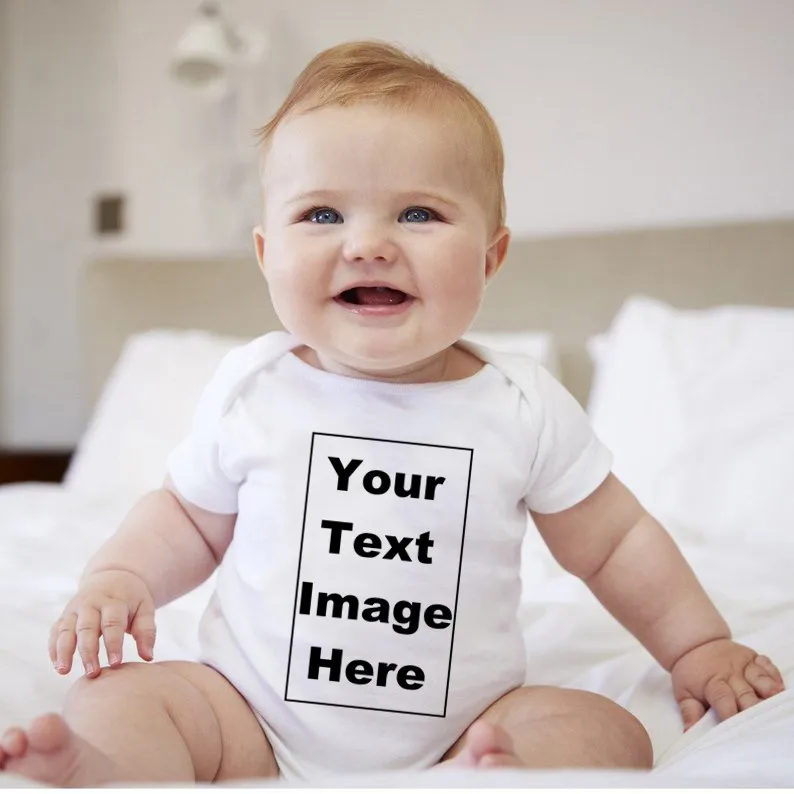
xmin=64 ymin=662 xmax=192 ymax=712
xmin=498 ymin=686 xmax=653 ymax=769
xmin=588 ymin=694 xmax=653 ymax=769
xmin=66 ymin=662 xmax=149 ymax=701
xmin=62 ymin=661 xmax=277 ymax=781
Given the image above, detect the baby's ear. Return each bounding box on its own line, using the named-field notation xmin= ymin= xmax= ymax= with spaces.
xmin=485 ymin=226 xmax=510 ymax=282
xmin=253 ymin=227 xmax=266 ymax=276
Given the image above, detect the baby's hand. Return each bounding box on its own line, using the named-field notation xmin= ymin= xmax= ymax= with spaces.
xmin=48 ymin=569 xmax=156 ymax=678
xmin=671 ymin=638 xmax=785 ymax=730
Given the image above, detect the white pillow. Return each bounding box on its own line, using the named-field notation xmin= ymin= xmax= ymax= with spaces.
xmin=66 ymin=329 xmax=560 ymax=505
xmin=587 ymin=296 xmax=794 ymax=542
xmin=462 ymin=330 xmax=560 ymax=378
xmin=65 ymin=330 xmax=246 ymax=503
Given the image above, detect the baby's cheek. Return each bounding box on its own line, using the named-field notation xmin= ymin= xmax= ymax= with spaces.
xmin=268 ymin=263 xmax=319 ymax=301
xmin=434 ymin=261 xmax=485 ymax=309
xmin=265 ymin=273 xmax=315 ymax=335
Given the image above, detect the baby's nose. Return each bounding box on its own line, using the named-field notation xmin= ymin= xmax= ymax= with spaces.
xmin=342 ymin=225 xmax=398 ymax=264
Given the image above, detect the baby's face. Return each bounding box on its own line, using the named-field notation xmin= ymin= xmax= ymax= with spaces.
xmin=255 ymin=103 xmax=508 ymax=378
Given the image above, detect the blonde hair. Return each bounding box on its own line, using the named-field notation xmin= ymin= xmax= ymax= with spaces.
xmin=254 ymin=40 xmax=506 ymax=230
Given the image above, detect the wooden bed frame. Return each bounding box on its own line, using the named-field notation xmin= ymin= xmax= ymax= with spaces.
xmin=82 ymin=218 xmax=794 ymax=407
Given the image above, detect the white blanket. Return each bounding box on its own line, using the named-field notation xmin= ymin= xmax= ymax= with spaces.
xmin=1 ymin=481 xmax=792 ymax=786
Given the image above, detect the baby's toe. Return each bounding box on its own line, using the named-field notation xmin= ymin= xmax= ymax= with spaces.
xmin=26 ymin=714 xmax=71 ymax=755
xmin=1 ymin=728 xmax=29 ymax=759
xmin=478 ymin=750 xmax=522 ymax=769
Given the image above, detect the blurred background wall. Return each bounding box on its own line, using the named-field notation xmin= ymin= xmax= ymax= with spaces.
xmin=1 ymin=0 xmax=793 ymax=447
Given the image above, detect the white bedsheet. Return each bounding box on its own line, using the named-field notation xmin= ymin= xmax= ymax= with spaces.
xmin=1 ymin=482 xmax=792 ymax=787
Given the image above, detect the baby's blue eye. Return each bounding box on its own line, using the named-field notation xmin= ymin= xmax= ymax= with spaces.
xmin=308 ymin=207 xmax=341 ymax=224
xmin=400 ymin=207 xmax=435 ymax=223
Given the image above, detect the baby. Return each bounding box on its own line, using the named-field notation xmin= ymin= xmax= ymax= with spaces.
xmin=0 ymin=41 xmax=785 ymax=786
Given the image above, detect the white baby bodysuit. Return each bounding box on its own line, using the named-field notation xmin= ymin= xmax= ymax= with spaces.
xmin=167 ymin=331 xmax=612 ymax=780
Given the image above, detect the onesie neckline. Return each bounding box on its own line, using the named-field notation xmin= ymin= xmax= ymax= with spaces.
xmin=279 ymin=345 xmax=500 ymax=395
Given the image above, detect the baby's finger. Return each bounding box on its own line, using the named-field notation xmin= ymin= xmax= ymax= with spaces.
xmin=755 ymin=656 xmax=785 ymax=689
xmin=745 ymin=661 xmax=784 ymax=699
xmin=729 ymin=675 xmax=760 ymax=711
xmin=677 ymin=696 xmax=706 ymax=731
xmin=75 ymin=608 xmax=103 ymax=677
xmin=53 ymin=613 xmax=78 ymax=674
xmin=130 ymin=605 xmax=157 ymax=661
xmin=704 ymin=677 xmax=738 ymax=722
xmin=100 ymin=601 xmax=129 ymax=668
xmin=48 ymin=619 xmax=62 ymax=667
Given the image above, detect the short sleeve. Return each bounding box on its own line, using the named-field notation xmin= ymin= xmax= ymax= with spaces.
xmin=167 ymin=348 xmax=250 ymax=514
xmin=522 ymin=365 xmax=613 ymax=514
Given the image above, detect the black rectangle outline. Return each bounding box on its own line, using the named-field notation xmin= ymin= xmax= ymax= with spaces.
xmin=285 ymin=697 xmax=444 ymax=717
xmin=284 ymin=432 xmax=473 ymax=717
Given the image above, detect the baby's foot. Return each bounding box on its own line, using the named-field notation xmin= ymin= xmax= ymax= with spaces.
xmin=441 ymin=719 xmax=524 ymax=769
xmin=0 ymin=713 xmax=122 ymax=787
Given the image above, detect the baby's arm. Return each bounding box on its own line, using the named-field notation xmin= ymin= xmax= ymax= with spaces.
xmin=531 ymin=474 xmax=785 ymax=727
xmin=50 ymin=477 xmax=234 ymax=677
xmin=532 ymin=473 xmax=728 ymax=667
xmin=81 ymin=477 xmax=233 ymax=607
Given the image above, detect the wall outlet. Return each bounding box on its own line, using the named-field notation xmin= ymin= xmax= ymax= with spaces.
xmin=94 ymin=194 xmax=125 ymax=234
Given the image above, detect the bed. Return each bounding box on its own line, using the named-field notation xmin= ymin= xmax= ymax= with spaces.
xmin=1 ymin=218 xmax=793 ymax=787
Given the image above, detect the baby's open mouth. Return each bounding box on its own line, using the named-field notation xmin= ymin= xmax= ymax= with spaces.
xmin=337 ymin=286 xmax=409 ymax=306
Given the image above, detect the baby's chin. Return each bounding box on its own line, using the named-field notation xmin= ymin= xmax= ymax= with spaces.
xmin=312 ymin=344 xmax=453 ymax=383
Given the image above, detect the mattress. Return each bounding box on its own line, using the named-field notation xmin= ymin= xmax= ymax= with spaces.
xmin=1 ymin=482 xmax=792 ymax=786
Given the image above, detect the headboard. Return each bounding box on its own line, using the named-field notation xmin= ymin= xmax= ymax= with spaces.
xmin=83 ymin=218 xmax=794 ymax=407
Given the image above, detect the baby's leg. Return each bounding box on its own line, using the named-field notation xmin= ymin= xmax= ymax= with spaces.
xmin=442 ymin=685 xmax=653 ymax=770
xmin=0 ymin=661 xmax=278 ymax=786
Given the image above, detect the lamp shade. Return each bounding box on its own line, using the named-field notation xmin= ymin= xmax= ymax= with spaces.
xmin=171 ymin=4 xmax=230 ymax=90
xmin=172 ymin=3 xmax=265 ymax=93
